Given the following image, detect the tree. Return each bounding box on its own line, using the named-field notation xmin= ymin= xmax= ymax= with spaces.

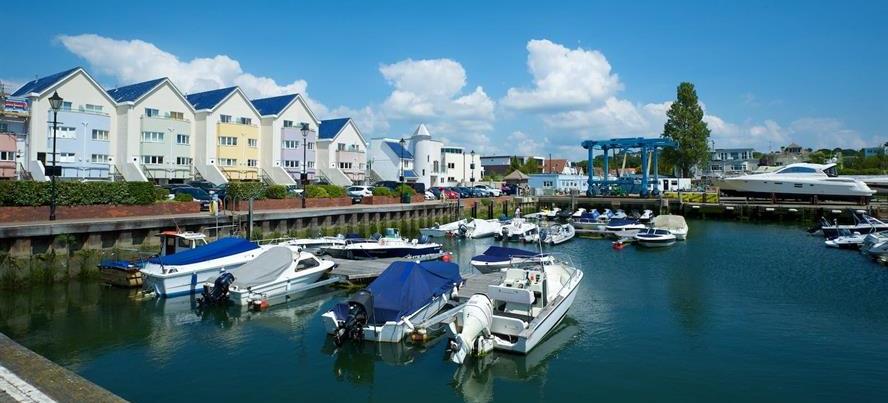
xmin=661 ymin=82 xmax=711 ymax=177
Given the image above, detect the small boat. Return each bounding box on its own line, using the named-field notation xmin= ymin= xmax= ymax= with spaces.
xmin=447 ymin=255 xmax=584 ymax=364
xmin=542 ymin=224 xmax=575 ymax=245
xmin=323 ymin=261 xmax=463 ymax=344
xmin=650 ymin=215 xmax=689 ymax=240
xmin=604 ymin=218 xmax=646 ymax=235
xmin=141 ymin=237 xmax=268 ymax=297
xmin=637 ymin=209 xmax=654 ymax=223
xmin=572 ymin=210 xmax=607 ymax=231
xmin=198 ymin=246 xmax=335 ymax=308
xmin=322 ymin=228 xmax=442 ymax=259
xmin=813 ymin=213 xmax=888 ymax=238
xmin=495 ymin=217 xmax=539 ymax=242
xmin=420 ymin=219 xmax=468 ymax=238
xmin=824 ymin=230 xmax=867 ymax=250
xmin=861 ymin=232 xmax=888 ymax=257
xmin=611 ymin=209 xmax=628 ymax=219
xmin=634 ymin=228 xmax=677 ymax=247
xmin=571 ymin=208 xmax=586 ymax=217
xmin=278 ymin=236 xmax=351 ymax=254
xmin=470 ymin=246 xmax=550 ymax=273
xmin=99 ymin=231 xmax=208 ymax=288
xmin=458 ymin=219 xmax=502 ymax=239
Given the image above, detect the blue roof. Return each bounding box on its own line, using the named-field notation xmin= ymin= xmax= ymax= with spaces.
xmin=353 ymin=261 xmax=462 ymax=324
xmin=386 ymin=141 xmax=413 ymax=159
xmin=106 ymin=78 xmax=166 ymax=103
xmin=12 ymin=67 xmax=81 ymax=97
xmin=251 ymin=94 xmax=297 ymax=116
xmin=404 ymin=170 xmax=418 ymax=178
xmin=185 ymin=87 xmax=238 ymax=110
xmin=147 ymin=237 xmax=258 ymax=266
xmin=319 ymin=118 xmax=350 ymax=139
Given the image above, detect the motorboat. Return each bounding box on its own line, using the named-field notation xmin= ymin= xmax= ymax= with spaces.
xmin=278 ymin=236 xmax=352 ymax=254
xmin=572 ymin=210 xmax=607 ymax=231
xmin=420 ymin=219 xmax=468 ymax=238
xmin=198 ymin=246 xmax=336 ymax=309
xmin=824 ymin=230 xmax=867 ymax=250
xmin=604 ymin=218 xmax=646 ymax=235
xmin=611 ymin=209 xmax=628 ymax=219
xmin=813 ymin=213 xmax=888 ymax=238
xmin=861 ymin=232 xmax=888 ymax=257
xmin=650 ymin=215 xmax=689 ymax=240
xmin=322 ymin=261 xmax=462 ymax=344
xmin=447 ymin=255 xmax=583 ymax=364
xmin=470 ymin=246 xmax=551 ymax=273
xmin=571 ymin=208 xmax=586 ymax=217
xmin=495 ymin=217 xmax=539 ymax=242
xmin=634 ymin=228 xmax=677 ymax=247
xmin=716 ymin=163 xmax=875 ymax=202
xmin=542 ymin=224 xmax=575 ymax=245
xmin=457 ymin=219 xmax=503 ymax=239
xmin=322 ymin=228 xmax=442 ymax=259
xmin=637 ymin=209 xmax=654 ymax=223
xmin=99 ymin=231 xmax=208 ymax=288
xmin=140 ymin=237 xmax=269 ymax=297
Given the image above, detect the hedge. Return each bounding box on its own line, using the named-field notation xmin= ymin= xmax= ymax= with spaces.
xmin=155 ymin=187 xmax=170 ymax=201
xmin=0 ymin=181 xmax=157 ymax=206
xmin=305 ymin=185 xmax=329 ymax=198
xmin=226 ymin=181 xmax=266 ymax=201
xmin=320 ymin=184 xmax=345 ymax=198
xmin=173 ymin=193 xmax=193 ymax=202
xmin=265 ymin=185 xmax=287 ymax=199
xmin=395 ymin=184 xmax=416 ymax=196
xmin=372 ymin=187 xmax=393 ymax=196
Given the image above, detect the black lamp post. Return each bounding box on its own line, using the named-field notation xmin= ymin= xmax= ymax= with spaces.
xmin=48 ymin=91 xmax=63 ymax=221
xmin=300 ymin=122 xmax=309 ymax=208
xmin=398 ymin=138 xmax=406 ymax=184
xmin=470 ymin=149 xmax=475 ymax=184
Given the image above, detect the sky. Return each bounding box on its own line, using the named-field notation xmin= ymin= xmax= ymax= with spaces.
xmin=2 ymin=0 xmax=886 ymax=159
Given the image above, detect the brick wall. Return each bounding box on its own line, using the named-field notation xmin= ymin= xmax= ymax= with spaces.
xmin=235 ymin=197 xmax=352 ymax=211
xmin=0 ymin=202 xmax=201 ymax=223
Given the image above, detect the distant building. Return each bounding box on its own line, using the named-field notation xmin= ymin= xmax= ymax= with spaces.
xmin=367 ymin=124 xmax=480 ymax=188
xmin=707 ymin=148 xmax=758 ymax=176
xmin=481 ymin=155 xmax=544 ymax=176
xmin=528 ymin=173 xmax=588 ymax=195
xmin=863 ymin=147 xmax=887 ymax=157
xmin=542 ymin=159 xmax=582 ymax=175
xmin=0 ymin=83 xmax=28 ymax=179
xmin=317 ymin=117 xmax=368 ymax=185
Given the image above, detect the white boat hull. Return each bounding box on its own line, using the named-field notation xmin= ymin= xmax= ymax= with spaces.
xmin=141 ymin=248 xmax=266 ymax=298
xmin=322 ymin=290 xmax=455 ymax=343
xmin=228 ymin=266 xmax=330 ymax=306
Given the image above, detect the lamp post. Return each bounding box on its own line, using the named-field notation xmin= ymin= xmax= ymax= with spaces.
xmin=48 ymin=91 xmax=63 ymax=221
xmin=398 ymin=138 xmax=405 ymax=184
xmin=300 ymin=122 xmax=309 ymax=208
xmin=470 ymin=149 xmax=475 ymax=185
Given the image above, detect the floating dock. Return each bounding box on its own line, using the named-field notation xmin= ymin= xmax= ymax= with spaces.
xmin=328 ymin=252 xmax=447 ymax=283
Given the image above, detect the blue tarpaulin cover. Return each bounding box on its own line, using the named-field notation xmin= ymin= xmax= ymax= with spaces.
xmin=472 ymin=246 xmax=536 ymax=262
xmin=147 ymin=237 xmax=258 ymax=266
xmin=363 ymin=261 xmax=462 ymax=324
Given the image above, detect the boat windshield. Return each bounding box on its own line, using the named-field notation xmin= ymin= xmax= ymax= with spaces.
xmin=823 ymin=165 xmax=838 ymax=177
xmin=384 ymin=228 xmax=400 ymax=238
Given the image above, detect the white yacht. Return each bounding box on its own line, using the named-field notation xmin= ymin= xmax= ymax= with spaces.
xmin=634 ymin=228 xmax=677 ymax=247
xmin=716 ymin=163 xmax=875 ymax=201
xmin=322 ymin=228 xmax=442 ymax=259
xmin=824 ymin=230 xmax=867 ymax=250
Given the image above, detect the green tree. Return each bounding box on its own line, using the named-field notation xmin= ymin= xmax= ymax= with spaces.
xmin=522 ymin=158 xmax=540 ymax=174
xmin=661 ymin=82 xmax=712 ymax=177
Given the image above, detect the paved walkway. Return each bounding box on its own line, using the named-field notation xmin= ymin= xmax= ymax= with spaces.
xmin=0 ymin=365 xmax=55 ymax=403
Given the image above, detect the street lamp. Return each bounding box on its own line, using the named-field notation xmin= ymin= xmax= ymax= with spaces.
xmin=470 ymin=149 xmax=475 ymax=184
xmin=300 ymin=122 xmax=310 ymax=208
xmin=398 ymin=138 xmax=405 ymax=184
xmin=48 ymin=91 xmax=63 ymax=221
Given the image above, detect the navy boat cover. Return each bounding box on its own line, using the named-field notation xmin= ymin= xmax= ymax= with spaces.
xmin=471 ymin=246 xmax=537 ymax=262
xmin=147 ymin=237 xmax=258 ymax=266
xmin=360 ymin=261 xmax=462 ymax=324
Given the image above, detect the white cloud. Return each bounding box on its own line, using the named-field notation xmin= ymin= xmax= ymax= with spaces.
xmin=328 ymin=105 xmax=390 ymax=135
xmin=57 ymin=34 xmax=328 ymax=114
xmin=788 ymin=118 xmax=880 ymax=150
xmin=507 ymin=131 xmax=548 ymax=156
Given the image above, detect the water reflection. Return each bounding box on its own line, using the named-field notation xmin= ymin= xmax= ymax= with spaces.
xmin=451 ymin=318 xmax=580 ymax=403
xmin=321 ymin=337 xmax=443 ymax=384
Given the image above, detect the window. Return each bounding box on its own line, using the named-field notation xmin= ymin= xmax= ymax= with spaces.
xmin=58 ymin=152 xmax=76 ymax=163
xmin=307 ymin=161 xmax=314 ymax=168
xmin=0 ymin=151 xmax=14 ymax=161
xmin=220 ymin=114 xmax=232 ymax=123
xmin=141 ymin=131 xmax=164 ymax=143
xmin=778 ymin=166 xmax=817 ymax=174
xmin=84 ymin=104 xmax=103 ymax=113
xmin=219 ymin=136 xmax=237 ymax=146
xmin=283 ymin=120 xmax=293 ymax=128
xmin=248 ymin=138 xmax=257 ymax=148
xmin=247 ymin=159 xmax=257 ymax=167
xmin=90 ymin=154 xmax=110 ymax=163
xmin=339 ymin=162 xmax=353 ymax=169
xmin=145 ymin=108 xmax=159 ymax=117
xmin=283 ymin=140 xmax=298 ymax=149
xmin=307 ymin=142 xmax=314 ymax=150
xmin=61 ymin=101 xmax=72 ymax=111
xmin=447 ymin=162 xmax=455 ymax=169
xmin=142 ymin=155 xmax=164 ymax=164
xmin=176 ymin=157 xmax=193 ymax=166
xmin=53 ymin=126 xmax=77 ymax=139
xmin=296 ymin=257 xmax=320 ymax=271
xmin=359 ymin=163 xmax=365 ymax=170
xmin=433 ymin=161 xmax=439 ymax=172
xmin=169 ymin=111 xmax=184 ymax=120
xmin=284 ymin=160 xmax=299 ymax=168
xmin=337 ymin=143 xmax=346 ymax=151
xmin=176 ymin=134 xmax=190 ymax=145
xmin=218 ymin=158 xmax=237 ymax=166
xmin=0 ymin=123 xmax=6 ymax=131
xmin=238 ymin=117 xmax=251 ymax=125
xmin=91 ymin=129 xmax=109 ymax=141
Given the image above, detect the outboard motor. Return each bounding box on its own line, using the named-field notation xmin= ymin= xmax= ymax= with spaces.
xmin=458 ymin=223 xmax=469 ymax=237
xmin=539 ymin=228 xmax=549 ymax=242
xmin=333 ymin=290 xmax=374 ymax=347
xmin=449 ymin=294 xmax=493 ymax=364
xmin=198 ymin=271 xmax=235 ymax=307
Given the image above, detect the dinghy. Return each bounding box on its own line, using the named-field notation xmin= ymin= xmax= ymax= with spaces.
xmin=322 ymin=261 xmax=463 ymax=344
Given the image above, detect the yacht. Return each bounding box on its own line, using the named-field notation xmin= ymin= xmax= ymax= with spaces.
xmin=458 ymin=219 xmax=503 ymax=239
xmin=572 ymin=210 xmax=607 ymax=231
xmin=99 ymin=231 xmax=208 ymax=288
xmin=824 ymin=230 xmax=867 ymax=250
xmin=604 ymin=218 xmax=646 ymax=235
xmin=716 ymin=163 xmax=875 ymax=202
xmin=277 ymin=236 xmax=350 ymax=254
xmin=650 ymin=215 xmax=689 ymax=240
xmin=322 ymin=228 xmax=442 ymax=259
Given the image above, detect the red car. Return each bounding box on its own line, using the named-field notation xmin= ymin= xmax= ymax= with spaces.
xmin=436 ymin=187 xmax=459 ymax=199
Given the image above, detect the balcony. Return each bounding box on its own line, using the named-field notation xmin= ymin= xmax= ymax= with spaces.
xmin=142 ymin=114 xmax=191 ymax=123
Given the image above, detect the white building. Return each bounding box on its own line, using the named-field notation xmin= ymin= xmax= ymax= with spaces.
xmin=367 ymin=137 xmax=416 ymax=183
xmin=252 ymin=93 xmax=321 ymax=185
xmin=528 ymin=173 xmax=588 ymax=195
xmin=317 ymin=118 xmax=368 ymax=186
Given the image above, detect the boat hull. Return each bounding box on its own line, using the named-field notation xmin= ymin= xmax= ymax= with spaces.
xmin=322 ymin=291 xmax=454 ymax=343
xmin=324 ymin=245 xmax=442 ymax=259
xmin=636 ymin=238 xmax=676 ymax=247
xmin=228 ymin=267 xmax=329 ymax=306
xmin=100 ymin=267 xmax=143 ymax=288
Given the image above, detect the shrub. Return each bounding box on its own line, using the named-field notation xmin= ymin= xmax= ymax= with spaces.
xmin=305 ymin=185 xmax=329 ymax=198
xmin=226 ymin=181 xmax=266 ymax=201
xmin=155 ymin=187 xmax=171 ymax=201
xmin=395 ymin=184 xmax=415 ymax=196
xmin=321 ymin=184 xmax=346 ymax=198
xmin=173 ymin=193 xmax=194 ymax=202
xmin=265 ymin=185 xmax=287 ymax=199
xmin=372 ymin=187 xmax=393 ymax=196
xmin=0 ymin=181 xmax=156 ymax=206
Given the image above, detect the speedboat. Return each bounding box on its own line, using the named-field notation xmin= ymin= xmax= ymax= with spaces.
xmin=447 ymin=255 xmax=584 ymax=364
xmin=824 ymin=230 xmax=867 ymax=250
xmin=637 ymin=209 xmax=654 ymax=223
xmin=198 ymin=246 xmax=335 ymax=309
xmin=470 ymin=246 xmax=551 ymax=273
xmin=716 ymin=163 xmax=875 ymax=202
xmin=634 ymin=228 xmax=677 ymax=247
xmin=420 ymin=219 xmax=467 ymax=238
xmin=604 ymin=218 xmax=646 ymax=235
xmin=322 ymin=228 xmax=442 ymax=259
xmin=542 ymin=224 xmax=575 ymax=245
xmin=813 ymin=213 xmax=888 ymax=238
xmin=458 ymin=219 xmax=502 ymax=239
xmin=571 ymin=208 xmax=586 ymax=217
xmin=99 ymin=231 xmax=208 ymax=288
xmin=278 ymin=235 xmax=351 ymax=254
xmin=322 ymin=261 xmax=462 ymax=344
xmin=140 ymin=237 xmax=269 ymax=298
xmin=495 ymin=217 xmax=539 ymax=242
xmin=861 ymin=232 xmax=888 ymax=257
xmin=650 ymin=215 xmax=689 ymax=240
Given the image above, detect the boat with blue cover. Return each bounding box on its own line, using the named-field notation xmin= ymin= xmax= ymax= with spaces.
xmin=322 ymin=260 xmax=463 ymax=344
xmin=140 ymin=237 xmax=277 ymax=298
xmin=321 ymin=228 xmax=442 ymax=259
xmin=470 ymin=246 xmax=551 ymax=273
xmin=98 ymin=231 xmax=208 ymax=287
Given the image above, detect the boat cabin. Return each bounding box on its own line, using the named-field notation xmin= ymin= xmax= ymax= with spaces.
xmin=157 ymin=231 xmax=208 ymax=256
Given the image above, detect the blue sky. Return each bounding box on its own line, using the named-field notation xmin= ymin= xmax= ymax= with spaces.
xmin=3 ymin=0 xmax=886 ymax=158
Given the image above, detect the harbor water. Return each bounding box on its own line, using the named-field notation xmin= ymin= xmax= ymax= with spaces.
xmin=1 ymin=220 xmax=887 ymax=402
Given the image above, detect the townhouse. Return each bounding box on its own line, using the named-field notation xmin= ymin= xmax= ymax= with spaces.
xmin=317 ymin=118 xmax=367 ymax=186
xmin=251 ymin=94 xmax=319 ymax=185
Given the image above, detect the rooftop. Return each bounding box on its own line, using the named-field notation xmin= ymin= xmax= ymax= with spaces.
xmin=319 ymin=118 xmax=350 ymax=139
xmin=185 ymin=87 xmax=238 ymax=110
xmin=251 ymin=94 xmax=298 ymax=116
xmin=385 ymin=141 xmax=414 ymax=159
xmin=12 ymin=67 xmax=81 ymax=97
xmin=106 ymin=78 xmax=167 ymax=103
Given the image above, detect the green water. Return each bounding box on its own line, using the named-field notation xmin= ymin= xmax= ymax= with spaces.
xmin=1 ymin=220 xmax=887 ymax=402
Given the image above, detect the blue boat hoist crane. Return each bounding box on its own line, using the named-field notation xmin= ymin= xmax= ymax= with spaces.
xmin=581 ymin=137 xmax=676 ymax=197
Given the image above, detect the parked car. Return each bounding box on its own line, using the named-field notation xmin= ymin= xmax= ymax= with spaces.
xmin=187 ymin=180 xmax=217 ymax=192
xmin=474 ymin=184 xmax=501 ymax=197
xmin=435 ymin=187 xmax=458 ymax=199
xmin=428 ymin=187 xmax=442 ymax=199
xmin=501 ymin=184 xmax=516 ymax=195
xmin=171 ymin=186 xmax=212 ymax=211
xmin=424 ymin=191 xmax=435 ymax=200
xmin=452 ymin=187 xmax=473 ymax=198
xmin=161 ymin=183 xmax=190 ymax=190
xmin=347 ymin=186 xmax=373 ymax=198
xmin=373 ymin=181 xmax=400 ymax=191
